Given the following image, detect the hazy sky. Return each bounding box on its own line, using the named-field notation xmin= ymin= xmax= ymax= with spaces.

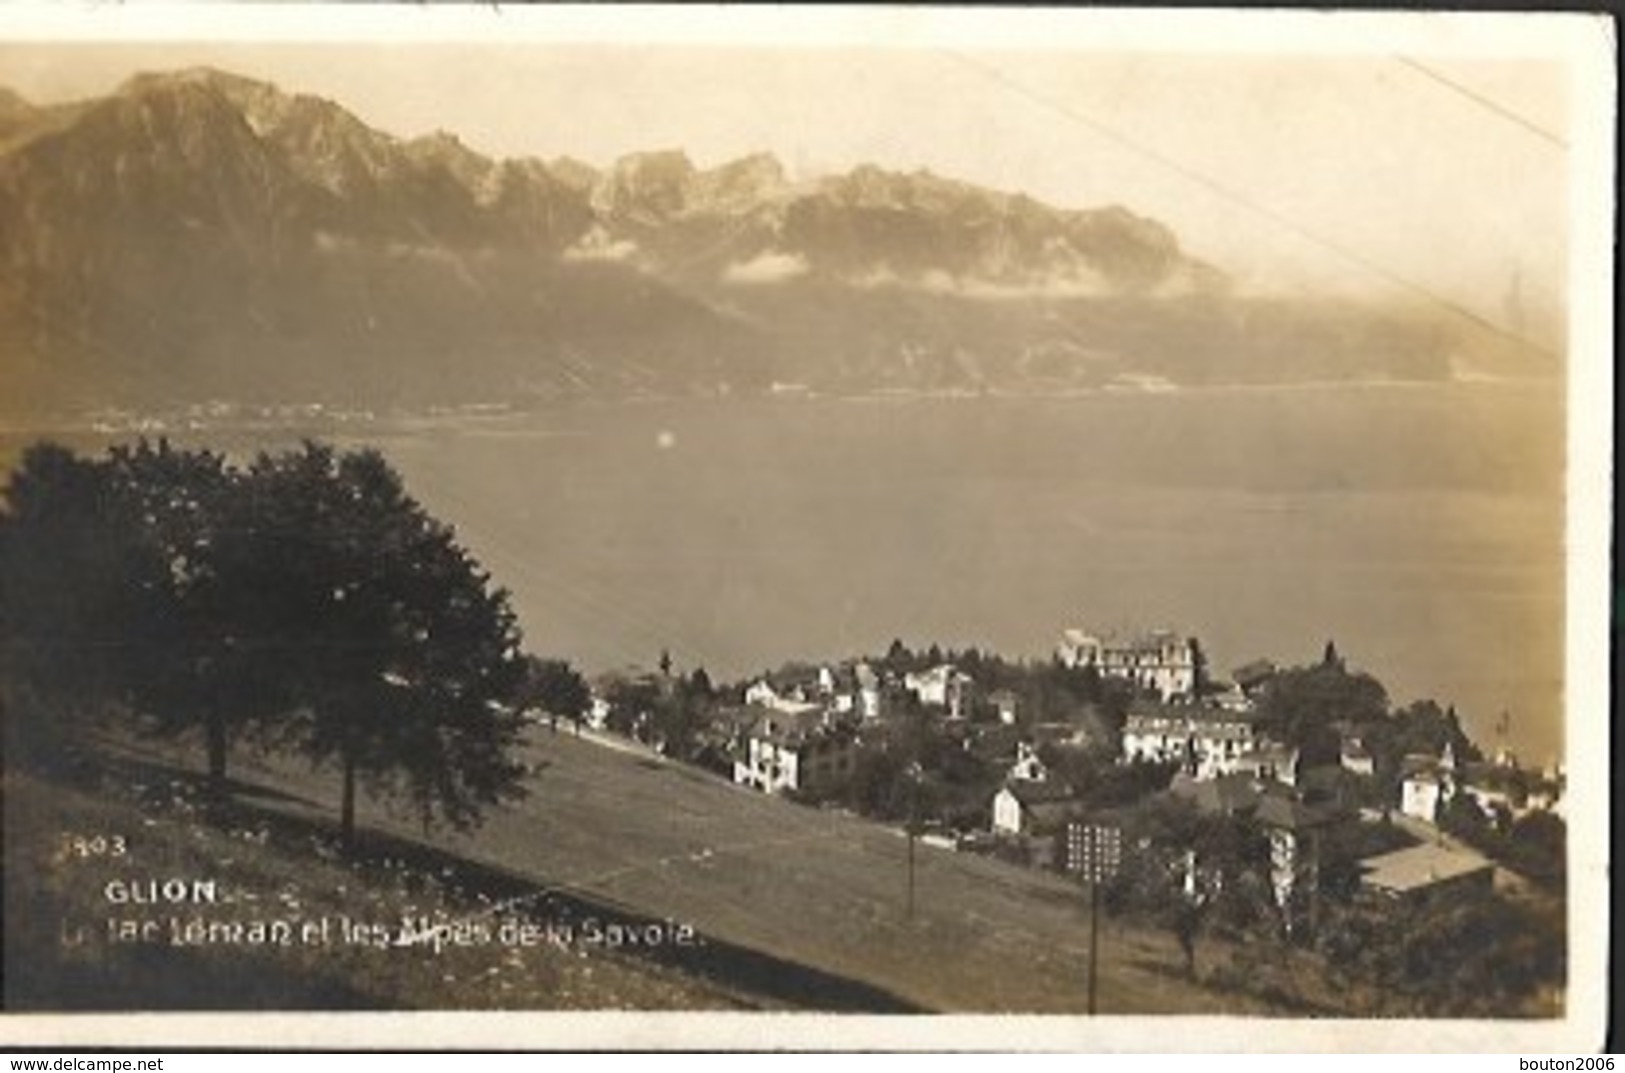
xmin=0 ymin=8 xmax=1596 ymax=341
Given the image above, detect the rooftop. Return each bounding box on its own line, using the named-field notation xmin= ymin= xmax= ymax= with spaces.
xmin=1023 ymin=799 xmax=1083 ymax=833
xmin=1232 ymin=659 xmax=1277 ymax=688
xmin=1170 ymin=772 xmax=1263 ymax=816
xmin=1001 ymin=780 xmax=1079 ymax=807
xmin=1255 ymin=793 xmax=1339 ymax=831
xmin=1063 ymin=627 xmax=1189 ymax=652
xmin=1126 ymin=701 xmax=1259 ymax=726
xmin=747 ymin=707 xmax=839 ymax=747
xmin=1360 ymin=841 xmax=1494 ymax=894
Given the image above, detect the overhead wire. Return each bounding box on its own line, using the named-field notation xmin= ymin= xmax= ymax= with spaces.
xmin=937 ymin=49 xmax=1564 ymax=362
xmin=1394 ymin=56 xmax=1569 ymax=150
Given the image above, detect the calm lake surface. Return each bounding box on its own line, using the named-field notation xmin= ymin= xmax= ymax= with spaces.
xmin=370 ymin=380 xmax=1566 ymax=762
xmin=4 ymin=379 xmax=1567 ymax=761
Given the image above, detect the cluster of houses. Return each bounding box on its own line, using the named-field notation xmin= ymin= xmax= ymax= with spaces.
xmin=1398 ymin=741 xmax=1566 ymax=826
xmin=582 ymin=622 xmax=1565 ymax=922
xmin=992 ymin=628 xmax=1567 ymax=921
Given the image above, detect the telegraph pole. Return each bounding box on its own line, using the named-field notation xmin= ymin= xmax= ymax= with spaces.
xmin=905 ymin=761 xmax=923 ymax=920
xmin=1087 ymin=876 xmax=1101 ymax=1014
xmin=1066 ymin=821 xmax=1122 ymax=1015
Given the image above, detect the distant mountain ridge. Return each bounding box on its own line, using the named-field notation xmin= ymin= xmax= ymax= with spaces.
xmin=0 ymin=66 xmax=1526 ymax=418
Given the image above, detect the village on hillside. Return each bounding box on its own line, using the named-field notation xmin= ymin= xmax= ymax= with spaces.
xmin=575 ymin=625 xmax=1567 ymax=964
xmin=0 ymin=437 xmax=1571 ymax=1017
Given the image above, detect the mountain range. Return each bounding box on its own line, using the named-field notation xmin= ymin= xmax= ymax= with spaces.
xmin=0 ymin=66 xmax=1537 ymax=419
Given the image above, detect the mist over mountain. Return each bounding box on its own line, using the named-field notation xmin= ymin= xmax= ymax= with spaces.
xmin=0 ymin=67 xmax=1541 ymax=419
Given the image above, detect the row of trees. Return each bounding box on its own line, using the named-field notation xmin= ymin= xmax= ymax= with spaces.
xmin=1 ymin=439 xmax=564 ymax=843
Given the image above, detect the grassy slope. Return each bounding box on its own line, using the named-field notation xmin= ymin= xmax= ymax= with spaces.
xmin=52 ymin=726 xmax=1288 ymax=1015
xmin=4 ymin=761 xmax=755 ymax=1012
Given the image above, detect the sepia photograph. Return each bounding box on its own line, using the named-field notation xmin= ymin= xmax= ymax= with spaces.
xmin=0 ymin=4 xmax=1612 ymax=1053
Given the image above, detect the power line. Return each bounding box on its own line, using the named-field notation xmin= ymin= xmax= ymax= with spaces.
xmin=938 ymin=49 xmax=1559 ymax=361
xmin=1396 ymin=56 xmax=1569 ymax=150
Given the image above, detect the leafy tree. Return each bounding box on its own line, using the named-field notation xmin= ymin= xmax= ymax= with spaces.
xmin=521 ymin=657 xmax=590 ymax=734
xmin=649 ymin=689 xmax=705 ymax=759
xmin=244 ymin=443 xmax=528 ymax=844
xmin=105 ymin=440 xmax=281 ymax=795
xmin=847 ymin=745 xmax=911 ymax=820
xmin=1190 ymin=636 xmax=1211 ymax=696
xmin=601 ymin=676 xmax=660 ymax=739
xmin=1105 ymin=793 xmax=1271 ymax=975
xmin=1437 ymin=791 xmax=1498 ymax=851
xmin=1363 ymin=699 xmax=1481 ymax=791
xmin=1319 ymin=891 xmax=1565 ymax=1016
xmin=1254 ymin=653 xmax=1389 ymax=765
xmin=0 ymin=444 xmax=135 ymax=770
xmin=1501 ymin=811 xmax=1566 ymax=889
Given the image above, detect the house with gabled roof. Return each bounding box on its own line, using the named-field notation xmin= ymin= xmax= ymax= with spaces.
xmin=732 ymin=706 xmax=855 ymax=796
xmin=1399 ymin=744 xmax=1459 ymax=824
xmin=991 ymin=780 xmax=1081 ymax=837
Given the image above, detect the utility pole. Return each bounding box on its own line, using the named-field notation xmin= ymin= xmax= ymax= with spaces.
xmin=905 ymin=761 xmax=923 ymax=920
xmin=1085 ymin=870 xmax=1103 ymax=1015
xmin=1066 ymin=821 xmax=1122 ymax=1015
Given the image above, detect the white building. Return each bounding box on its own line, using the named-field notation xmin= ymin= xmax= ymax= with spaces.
xmin=1008 ymin=741 xmax=1048 ymax=783
xmin=987 ymin=689 xmax=1020 ymax=725
xmin=1057 ymin=627 xmax=1198 ymax=702
xmin=742 ymin=678 xmax=822 ymax=716
xmin=1121 ymin=702 xmax=1267 ymax=780
xmin=903 ymin=664 xmax=972 ymax=718
xmin=991 ymin=781 xmax=1079 ymax=837
xmin=853 ymin=662 xmax=882 ymax=720
xmin=732 ymin=709 xmax=855 ymax=795
xmin=1399 ymin=744 xmax=1457 ymax=824
xmin=1340 ymin=736 xmax=1376 ymax=777
xmin=1401 ymin=772 xmax=1447 ymax=824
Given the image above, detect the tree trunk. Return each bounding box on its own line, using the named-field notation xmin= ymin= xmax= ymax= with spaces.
xmin=205 ymin=712 xmax=228 ymax=798
xmin=341 ymin=750 xmax=357 ymax=849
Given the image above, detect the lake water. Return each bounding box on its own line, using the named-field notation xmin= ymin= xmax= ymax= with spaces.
xmin=2 ymin=378 xmax=1567 ymax=762
xmin=367 ymin=380 xmax=1566 ymax=763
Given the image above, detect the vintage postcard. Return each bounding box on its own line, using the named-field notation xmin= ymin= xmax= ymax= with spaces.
xmin=0 ymin=4 xmax=1612 ymax=1052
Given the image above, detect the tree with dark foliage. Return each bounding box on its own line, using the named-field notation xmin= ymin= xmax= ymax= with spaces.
xmin=1253 ymin=648 xmax=1389 ymax=765
xmin=521 ymin=656 xmax=590 ymax=734
xmin=105 ymin=440 xmax=280 ymax=796
xmin=0 ymin=444 xmax=134 ymax=771
xmin=237 ymin=442 xmax=529 ymax=843
xmin=1316 ymin=890 xmax=1564 ymax=1016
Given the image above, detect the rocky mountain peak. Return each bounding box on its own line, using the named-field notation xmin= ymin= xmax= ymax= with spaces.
xmin=11 ymin=63 xmax=1476 ymax=422
xmin=591 ymin=148 xmax=697 ymax=221
xmin=688 ymin=152 xmax=790 ymax=212
xmin=407 ymin=129 xmax=497 ymax=194
xmin=547 ymin=155 xmax=601 ymax=194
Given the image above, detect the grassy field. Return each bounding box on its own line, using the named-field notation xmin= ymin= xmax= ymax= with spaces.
xmin=7 ymin=727 xmax=1294 ymax=1015
xmin=4 ymin=762 xmax=754 ymax=1012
